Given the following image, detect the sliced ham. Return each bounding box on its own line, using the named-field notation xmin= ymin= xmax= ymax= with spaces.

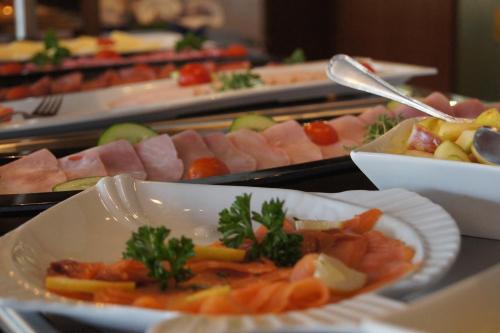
xmin=327 ymin=116 xmax=366 ymax=145
xmin=452 ymin=99 xmax=485 ymax=119
xmin=134 ymin=134 xmax=183 ymax=181
xmin=172 ymin=130 xmax=214 ymax=177
xmin=394 ymin=92 xmax=454 ymax=119
xmin=358 ymin=105 xmax=394 ymax=125
xmin=30 ymin=76 xmax=52 ymax=97
xmin=203 ymin=132 xmax=257 ymax=174
xmin=0 ymin=149 xmax=67 ymax=194
xmin=86 ymin=140 xmax=147 ymax=180
xmin=51 ymin=72 xmax=83 ymax=94
xmin=262 ymin=120 xmax=322 ymax=164
xmin=227 ymin=129 xmax=290 ymax=169
xmin=320 ymin=139 xmax=359 ymax=159
xmin=59 ymin=150 xmax=108 ymax=180
xmin=119 ymin=64 xmax=157 ymax=84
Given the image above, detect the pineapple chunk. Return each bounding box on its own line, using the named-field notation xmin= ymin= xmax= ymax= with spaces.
xmin=437 ymin=122 xmax=479 ymax=141
xmin=314 ymin=254 xmax=367 ymax=292
xmin=475 ymin=108 xmax=500 ymax=128
xmin=193 ymin=245 xmax=246 ymax=262
xmin=455 ymin=130 xmax=476 ymax=153
xmin=45 ymin=276 xmax=135 ymax=293
xmin=185 ymin=285 xmax=231 ymax=302
xmin=434 ymin=141 xmax=470 ymax=162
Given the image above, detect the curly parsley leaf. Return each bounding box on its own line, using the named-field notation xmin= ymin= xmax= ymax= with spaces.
xmin=175 ymin=32 xmax=206 ymax=52
xmin=218 ymin=194 xmax=303 ymax=266
xmin=216 ymin=71 xmax=263 ymax=92
xmin=123 ymin=226 xmax=194 ymax=289
xmin=284 ymin=48 xmax=306 ymax=64
xmin=364 ymin=114 xmax=403 ymax=143
xmin=31 ymin=29 xmax=71 ymax=66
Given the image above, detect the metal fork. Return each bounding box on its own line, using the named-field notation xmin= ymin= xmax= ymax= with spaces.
xmin=10 ymin=95 xmax=64 ymax=120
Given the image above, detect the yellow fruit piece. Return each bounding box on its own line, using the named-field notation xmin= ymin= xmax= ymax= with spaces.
xmin=45 ymin=276 xmax=135 ymax=293
xmin=455 ymin=129 xmax=476 ymax=153
xmin=437 ymin=122 xmax=480 ymax=141
xmin=474 ymin=108 xmax=500 ymax=128
xmin=434 ymin=141 xmax=470 ymax=162
xmin=194 ymin=245 xmax=246 ymax=262
xmin=293 ymin=219 xmax=342 ymax=230
xmin=404 ymin=149 xmax=434 ymax=158
xmin=185 ymin=285 xmax=231 ymax=303
xmin=314 ymin=254 xmax=366 ymax=292
xmin=418 ymin=118 xmax=443 ymax=136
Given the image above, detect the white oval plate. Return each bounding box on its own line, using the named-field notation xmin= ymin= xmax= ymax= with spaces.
xmin=0 ymin=175 xmax=459 ymax=332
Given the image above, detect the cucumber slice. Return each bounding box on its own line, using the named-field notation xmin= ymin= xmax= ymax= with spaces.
xmin=98 ymin=123 xmax=158 ymax=146
xmin=53 ymin=177 xmax=103 ymax=192
xmin=229 ymin=114 xmax=277 ymax=132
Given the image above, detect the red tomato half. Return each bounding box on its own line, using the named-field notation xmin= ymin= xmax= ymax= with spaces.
xmin=178 ymin=63 xmax=212 ymax=86
xmin=187 ymin=157 xmax=230 ymax=179
xmin=0 ymin=63 xmax=24 ymax=75
xmin=223 ymin=44 xmax=248 ymax=57
xmin=303 ymin=121 xmax=339 ymax=145
xmin=360 ymin=61 xmax=375 ymax=73
xmin=95 ymin=50 xmax=121 ymax=59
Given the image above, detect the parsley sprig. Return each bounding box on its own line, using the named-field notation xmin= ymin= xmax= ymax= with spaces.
xmin=32 ymin=29 xmax=71 ymax=66
xmin=175 ymin=32 xmax=206 ymax=52
xmin=364 ymin=114 xmax=403 ymax=143
xmin=218 ymin=194 xmax=303 ymax=267
xmin=284 ymin=48 xmax=306 ymax=64
xmin=216 ymin=71 xmax=263 ymax=91
xmin=123 ymin=226 xmax=194 ymax=289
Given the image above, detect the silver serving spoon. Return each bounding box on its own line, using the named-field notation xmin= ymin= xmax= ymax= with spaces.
xmin=473 ymin=127 xmax=500 ymax=165
xmin=326 ymin=54 xmax=465 ymax=123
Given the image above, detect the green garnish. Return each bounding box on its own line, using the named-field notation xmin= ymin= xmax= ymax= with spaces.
xmin=284 ymin=48 xmax=306 ymax=64
xmin=364 ymin=114 xmax=403 ymax=143
xmin=218 ymin=194 xmax=303 ymax=267
xmin=216 ymin=71 xmax=263 ymax=91
xmin=31 ymin=29 xmax=71 ymax=66
xmin=175 ymin=32 xmax=206 ymax=52
xmin=123 ymin=226 xmax=195 ymax=290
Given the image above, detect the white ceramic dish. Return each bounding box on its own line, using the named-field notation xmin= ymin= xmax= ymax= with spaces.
xmin=351 ymin=118 xmax=500 ymax=240
xmin=0 ymin=175 xmax=459 ymax=332
xmin=0 ymin=60 xmax=436 ymax=139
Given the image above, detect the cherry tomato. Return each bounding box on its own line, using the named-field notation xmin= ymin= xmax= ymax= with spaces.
xmin=97 ymin=37 xmax=114 ymax=46
xmin=178 ymin=63 xmax=212 ymax=86
xmin=223 ymin=44 xmax=248 ymax=57
xmin=303 ymin=121 xmax=339 ymax=145
xmin=187 ymin=157 xmax=230 ymax=179
xmin=95 ymin=50 xmax=121 ymax=59
xmin=0 ymin=63 xmax=24 ymax=75
xmin=5 ymin=86 xmax=31 ymax=100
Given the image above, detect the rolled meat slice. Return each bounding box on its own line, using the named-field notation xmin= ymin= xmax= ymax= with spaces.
xmin=0 ymin=149 xmax=67 ymax=194
xmin=358 ymin=105 xmax=394 ymax=125
xmin=51 ymin=72 xmax=83 ymax=94
xmin=393 ymin=92 xmax=454 ymax=119
xmin=86 ymin=140 xmax=147 ymax=180
xmin=58 ymin=150 xmax=108 ymax=180
xmin=452 ymin=99 xmax=485 ymax=119
xmin=262 ymin=120 xmax=322 ymax=164
xmin=320 ymin=139 xmax=359 ymax=159
xmin=203 ymin=132 xmax=257 ymax=173
xmin=227 ymin=129 xmax=290 ymax=170
xmin=327 ymin=115 xmax=367 ymax=145
xmin=172 ymin=130 xmax=215 ymax=177
xmin=134 ymin=134 xmax=183 ymax=181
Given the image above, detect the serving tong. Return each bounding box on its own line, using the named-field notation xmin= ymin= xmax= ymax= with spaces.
xmin=327 ymin=54 xmax=500 ymax=165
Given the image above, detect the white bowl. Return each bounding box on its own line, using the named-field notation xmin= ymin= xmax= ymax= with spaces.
xmin=351 ymin=118 xmax=500 ymax=240
xmin=0 ymin=175 xmax=459 ymax=332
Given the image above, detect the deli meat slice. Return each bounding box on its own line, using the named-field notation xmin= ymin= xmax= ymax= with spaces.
xmin=203 ymin=132 xmax=257 ymax=173
xmin=227 ymin=129 xmax=290 ymax=169
xmin=262 ymin=120 xmax=322 ymax=164
xmin=327 ymin=116 xmax=366 ymax=145
xmin=0 ymin=149 xmax=67 ymax=194
xmin=59 ymin=150 xmax=108 ymax=180
xmin=172 ymin=130 xmax=214 ymax=177
xmin=358 ymin=105 xmax=394 ymax=125
xmin=452 ymin=99 xmax=485 ymax=119
xmin=134 ymin=134 xmax=183 ymax=181
xmin=86 ymin=140 xmax=147 ymax=180
xmin=51 ymin=72 xmax=83 ymax=94
xmin=320 ymin=139 xmax=359 ymax=159
xmin=393 ymin=92 xmax=454 ymax=119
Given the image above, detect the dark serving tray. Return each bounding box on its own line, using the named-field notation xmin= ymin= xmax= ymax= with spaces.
xmin=0 ymin=97 xmax=385 ymax=217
